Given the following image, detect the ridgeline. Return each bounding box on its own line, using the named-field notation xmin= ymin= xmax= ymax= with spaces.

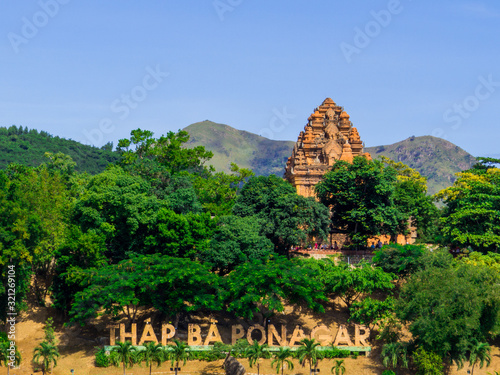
xmin=183 ymin=120 xmax=295 ymax=177
xmin=0 ymin=126 xmax=118 ymax=174
xmin=365 ymin=136 xmax=477 ymax=195
xmin=184 ymin=121 xmax=477 ymax=195
xmin=0 ymin=123 xmax=477 ymax=194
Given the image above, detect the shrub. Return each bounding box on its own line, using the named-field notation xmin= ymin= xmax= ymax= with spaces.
xmin=320 ymin=348 xmax=351 ymax=359
xmin=94 ymin=348 xmax=110 ymax=367
xmin=211 ymin=341 xmax=232 ymax=358
xmin=412 ymin=347 xmax=444 ymax=375
xmin=232 ymin=339 xmax=250 ymax=358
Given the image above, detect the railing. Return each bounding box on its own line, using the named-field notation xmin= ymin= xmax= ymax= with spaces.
xmin=103 ymin=345 xmax=371 ymax=353
xmin=344 ymin=255 xmax=374 ymax=265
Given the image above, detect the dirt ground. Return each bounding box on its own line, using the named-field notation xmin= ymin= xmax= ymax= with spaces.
xmin=5 ymin=301 xmax=500 ymax=375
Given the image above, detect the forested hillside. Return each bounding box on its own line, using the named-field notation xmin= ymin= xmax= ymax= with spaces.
xmin=0 ymin=125 xmax=118 ymax=174
xmin=366 ymin=136 xmax=477 ymax=195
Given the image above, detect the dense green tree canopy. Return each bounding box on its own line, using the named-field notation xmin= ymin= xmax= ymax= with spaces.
xmin=315 ymin=157 xmax=405 ymax=246
xmin=201 ymin=215 xmax=273 ymax=274
xmin=458 ymin=251 xmax=500 ymax=274
xmin=372 ymin=244 xmax=425 ymax=279
xmin=233 ymin=175 xmax=296 ymax=216
xmin=116 ymin=129 xmax=252 ymax=217
xmin=145 ymin=208 xmax=215 ymax=259
xmin=51 ymin=226 xmax=109 ymax=314
xmin=349 ymin=296 xmax=395 ymax=331
xmin=0 ymin=164 xmax=71 ymax=269
xmin=159 ymin=173 xmax=203 ymax=214
xmin=398 ymin=262 xmax=500 ymax=364
xmin=233 ymin=175 xmax=330 ymax=255
xmin=193 ymin=163 xmax=254 ymax=217
xmin=0 ymin=125 xmax=118 ymax=173
xmin=318 ymin=259 xmax=395 ymax=308
xmin=72 ymin=166 xmax=164 ymax=261
xmin=0 ymin=162 xmax=78 ymax=312
xmin=223 ymin=257 xmax=326 ymax=320
xmin=70 ymin=254 xmax=222 ymax=324
xmin=117 ymin=128 xmax=213 ymax=176
xmin=436 ymin=162 xmax=500 ymax=252
xmin=43 ymin=131 xmax=256 ymax=319
xmin=132 ymin=255 xmax=223 ymax=322
xmin=380 ymin=156 xmax=438 ymax=238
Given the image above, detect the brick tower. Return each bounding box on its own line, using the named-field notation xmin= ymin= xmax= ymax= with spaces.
xmin=284 ymin=98 xmax=371 ymax=198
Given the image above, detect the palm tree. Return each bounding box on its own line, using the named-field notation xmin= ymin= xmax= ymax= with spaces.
xmin=454 ymin=353 xmax=466 ymax=370
xmin=469 ymin=341 xmax=491 ymax=375
xmin=246 ymin=340 xmax=271 ymax=375
xmin=0 ymin=341 xmax=21 ymax=375
xmin=331 ymin=359 xmax=346 ymax=375
xmin=296 ymin=338 xmax=322 ymax=375
xmin=140 ymin=342 xmax=165 ymax=375
xmin=33 ymin=341 xmax=60 ymax=375
xmin=167 ymin=339 xmax=190 ymax=375
xmin=381 ymin=342 xmax=408 ymax=371
xmin=111 ymin=341 xmax=138 ymax=375
xmin=271 ymin=347 xmax=294 ymax=375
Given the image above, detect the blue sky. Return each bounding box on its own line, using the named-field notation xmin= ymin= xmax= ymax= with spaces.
xmin=1 ymin=1 xmax=499 ymax=157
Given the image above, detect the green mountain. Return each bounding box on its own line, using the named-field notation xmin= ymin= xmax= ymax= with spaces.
xmin=365 ymin=136 xmax=477 ymax=195
xmin=183 ymin=121 xmax=295 ymax=176
xmin=0 ymin=126 xmax=119 ymax=174
xmin=184 ymin=122 xmax=477 ymax=195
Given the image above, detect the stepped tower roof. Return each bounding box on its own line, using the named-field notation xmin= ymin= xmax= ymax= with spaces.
xmin=284 ymin=98 xmax=371 ymax=198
